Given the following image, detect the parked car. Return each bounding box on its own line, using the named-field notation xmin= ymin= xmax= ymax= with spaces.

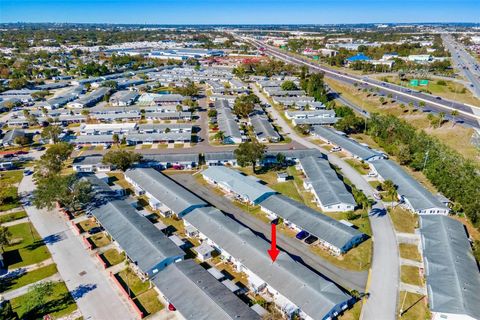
xmin=88 ymin=226 xmax=104 ymax=235
xmin=295 ymin=230 xmax=309 ymax=241
xmin=23 ymin=169 xmax=32 ymax=176
xmin=367 ymin=171 xmax=377 ymax=177
xmin=304 ymin=235 xmax=319 ymax=245
xmin=331 ymin=146 xmax=342 ymax=152
xmin=168 ymin=303 xmax=176 ymax=311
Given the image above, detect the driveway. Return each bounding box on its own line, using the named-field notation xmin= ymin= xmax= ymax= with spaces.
xmin=18 ymin=174 xmax=137 ymax=320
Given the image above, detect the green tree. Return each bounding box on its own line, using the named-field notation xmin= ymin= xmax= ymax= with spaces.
xmin=233 ymin=94 xmax=260 ymax=118
xmin=281 ymin=80 xmax=298 ymax=91
xmin=35 ymin=142 xmax=73 ymax=177
xmin=0 ymin=300 xmax=17 ymax=320
xmin=234 ymin=140 xmax=267 ymax=173
xmin=207 ymin=109 xmax=218 ymax=118
xmin=0 ymin=226 xmax=12 ymax=252
xmin=25 ymin=281 xmax=55 ymax=316
xmin=213 ymin=130 xmax=225 ymax=142
xmin=382 ymin=179 xmax=397 ymax=209
xmin=450 ymin=110 xmax=458 ymax=127
xmin=41 ymin=125 xmax=62 ymax=144
xmin=112 ymin=133 xmax=120 ymax=145
xmin=177 ymin=79 xmax=199 ymax=97
xmin=14 ymin=135 xmax=29 ymax=146
xmin=102 ymin=150 xmax=142 ymax=171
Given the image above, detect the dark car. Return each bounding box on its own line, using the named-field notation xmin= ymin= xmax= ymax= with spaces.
xmin=304 ymin=235 xmax=319 ymax=245
xmin=296 ymin=230 xmax=309 ymax=240
xmin=88 ymin=226 xmax=104 ymax=235
xmin=34 ymin=146 xmax=46 ymax=151
xmin=16 ymin=150 xmax=28 ymax=155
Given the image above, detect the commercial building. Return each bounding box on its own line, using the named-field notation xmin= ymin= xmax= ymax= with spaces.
xmin=125 ymin=168 xmax=207 ymax=217
xmin=370 ymin=159 xmax=449 ymax=215
xmin=259 ymin=194 xmax=366 ymax=255
xmin=299 ymin=156 xmax=356 ymax=212
xmin=419 ymin=215 xmax=480 ymax=320
xmin=202 ymin=166 xmax=277 ymax=205
xmin=311 ymin=126 xmax=386 ymax=162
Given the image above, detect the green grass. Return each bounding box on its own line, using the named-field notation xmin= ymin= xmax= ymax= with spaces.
xmin=77 ymin=219 xmax=99 ymax=233
xmin=173 ymin=143 xmax=184 ymax=148
xmin=11 ymin=281 xmax=77 ymax=319
xmin=399 ymin=243 xmax=422 ymax=262
xmin=3 ymin=222 xmax=51 ymax=270
xmin=344 ymin=158 xmax=370 ymax=175
xmin=0 ymin=264 xmax=58 ymax=292
xmin=0 ymin=170 xmax=23 ymax=185
xmin=135 ymin=289 xmax=164 ymax=316
xmin=116 ymin=268 xmax=150 ymax=297
xmin=401 ymin=265 xmax=423 ymax=286
xmin=0 ymin=211 xmax=27 ymax=224
xmin=89 ymin=233 xmax=111 ymax=248
xmin=0 ymin=187 xmax=20 ymax=212
xmin=389 ymin=207 xmax=418 ymax=233
xmin=101 ymin=249 xmax=125 ymax=267
xmin=397 ymin=291 xmax=430 ymax=320
xmin=270 ymin=181 xmax=303 ymax=203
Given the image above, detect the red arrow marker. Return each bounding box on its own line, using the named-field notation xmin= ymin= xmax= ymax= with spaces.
xmin=268 ymin=223 xmax=280 ymax=262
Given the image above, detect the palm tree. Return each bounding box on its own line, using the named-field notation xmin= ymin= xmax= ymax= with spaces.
xmin=438 ymin=112 xmax=445 ymax=128
xmin=450 ymin=110 xmax=458 ymax=127
xmin=214 ymin=131 xmax=225 ymax=143
xmin=383 ymin=180 xmax=397 ymax=209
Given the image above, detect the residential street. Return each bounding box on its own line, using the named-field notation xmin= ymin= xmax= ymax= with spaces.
xmin=18 ymin=174 xmax=137 ymax=320
xmin=252 ymin=84 xmax=399 ymax=320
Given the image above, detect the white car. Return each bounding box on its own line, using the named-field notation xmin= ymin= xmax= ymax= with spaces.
xmin=331 ymin=146 xmax=342 ymax=152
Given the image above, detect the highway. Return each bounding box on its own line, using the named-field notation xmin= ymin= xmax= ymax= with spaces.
xmin=243 ymin=36 xmax=480 ymax=128
xmin=442 ymin=34 xmax=480 ymax=99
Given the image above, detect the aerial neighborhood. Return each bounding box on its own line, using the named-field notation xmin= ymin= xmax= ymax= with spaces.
xmin=0 ymin=15 xmax=479 ymax=320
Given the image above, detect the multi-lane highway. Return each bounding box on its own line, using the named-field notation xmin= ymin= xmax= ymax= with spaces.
xmin=243 ymin=36 xmax=480 ymax=128
xmin=442 ymin=34 xmax=480 ymax=99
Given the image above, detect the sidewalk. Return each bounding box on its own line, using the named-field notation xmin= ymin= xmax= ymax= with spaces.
xmin=3 ymin=273 xmax=62 ymax=300
xmin=1 ymin=216 xmax=29 ymax=227
xmin=0 ymin=207 xmax=25 ymax=216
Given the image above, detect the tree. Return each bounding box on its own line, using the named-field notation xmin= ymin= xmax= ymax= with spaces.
xmin=112 ymin=133 xmax=120 ymax=145
xmin=233 ymin=94 xmax=260 ymax=118
xmin=14 ymin=135 xmax=29 ymax=146
xmin=41 ymin=125 xmax=62 ymax=144
xmin=281 ymin=80 xmax=298 ymax=91
xmin=103 ymin=80 xmax=118 ymax=89
xmin=0 ymin=299 xmax=17 ymax=320
xmin=303 ymin=73 xmax=328 ymax=103
xmin=176 ymin=104 xmax=183 ymax=112
xmin=234 ymin=140 xmax=267 ymax=173
xmin=275 ymin=153 xmax=286 ymax=166
xmin=35 ymin=142 xmax=73 ymax=177
xmin=382 ymin=180 xmax=397 ymax=209
xmin=25 ymin=281 xmax=55 ymax=316
xmin=0 ymin=226 xmax=12 ymax=252
xmin=177 ymin=79 xmax=199 ymax=97
xmin=207 ymin=109 xmax=217 ymax=118
xmin=102 ymin=150 xmax=142 ymax=171
xmin=450 ymin=110 xmax=458 ymax=127
xmin=213 ymin=130 xmax=225 ymax=142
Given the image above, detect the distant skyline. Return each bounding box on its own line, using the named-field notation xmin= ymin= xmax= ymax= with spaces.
xmin=1 ymin=0 xmax=479 ymax=25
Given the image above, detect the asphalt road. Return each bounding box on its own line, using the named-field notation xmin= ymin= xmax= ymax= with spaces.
xmin=442 ymin=34 xmax=480 ymax=99
xmin=169 ymin=173 xmax=367 ymax=292
xmin=252 ymin=85 xmax=398 ymax=320
xmin=18 ymin=174 xmax=137 ymax=320
xmin=244 ymin=36 xmax=480 ymax=128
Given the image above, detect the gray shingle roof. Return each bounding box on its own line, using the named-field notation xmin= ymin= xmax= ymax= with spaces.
xmin=420 ymin=215 xmax=480 ymax=318
xmin=125 ymin=168 xmax=207 ymax=216
xmin=299 ymin=156 xmax=356 ymax=207
xmin=152 ymin=259 xmax=259 ymax=320
xmin=250 ymin=114 xmax=280 ymax=141
xmin=311 ymin=126 xmax=384 ymax=161
xmin=184 ymin=207 xmax=352 ymax=320
xmin=92 ymin=200 xmax=184 ymax=274
xmin=142 ymin=153 xmax=199 ymax=164
xmin=202 ymin=166 xmax=276 ymax=204
xmin=259 ymin=194 xmax=365 ymax=252
xmin=370 ymin=159 xmax=448 ymax=212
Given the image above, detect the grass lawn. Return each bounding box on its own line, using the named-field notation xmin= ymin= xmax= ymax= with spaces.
xmin=116 ymin=268 xmax=150 ymax=297
xmin=11 ymin=281 xmax=77 ymax=319
xmin=157 ymin=144 xmax=168 ymax=149
xmin=344 ymin=158 xmax=370 ymax=175
xmin=77 ymin=219 xmax=99 ymax=233
xmin=399 ymin=243 xmax=422 ymax=262
xmin=311 ymin=238 xmax=372 ymax=272
xmin=101 ymin=248 xmax=125 ymax=267
xmin=388 ymin=207 xmax=418 ymax=233
xmin=3 ymin=222 xmax=51 ymax=270
xmin=401 ymin=265 xmax=423 ymax=286
xmin=397 ymin=291 xmax=430 ymax=320
xmin=107 ymin=172 xmax=134 ymax=194
xmin=0 ymin=264 xmax=58 ymax=292
xmin=173 ymin=143 xmax=184 ymax=148
xmin=0 ymin=186 xmax=20 ymax=212
xmin=0 ymin=170 xmax=23 ymax=185
xmin=89 ymin=233 xmax=111 ymax=248
xmin=140 ymin=144 xmax=152 ymax=149
xmin=270 ymin=181 xmax=303 ymax=203
xmin=134 ymin=289 xmax=164 ymax=316
xmin=338 ymin=300 xmax=362 ymax=320
xmin=0 ymin=211 xmax=27 ymax=224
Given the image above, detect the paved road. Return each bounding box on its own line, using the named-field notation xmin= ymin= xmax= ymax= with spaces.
xmin=252 ymin=85 xmax=399 ymax=320
xmin=169 ymin=173 xmax=367 ymax=292
xmin=244 ymin=36 xmax=480 ymax=128
xmin=18 ymin=174 xmax=137 ymax=320
xmin=442 ymin=34 xmax=480 ymax=98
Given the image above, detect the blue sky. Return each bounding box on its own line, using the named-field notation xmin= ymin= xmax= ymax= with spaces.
xmin=1 ymin=0 xmax=479 ymax=24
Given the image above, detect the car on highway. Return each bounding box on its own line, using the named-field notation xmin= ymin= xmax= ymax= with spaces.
xmin=296 ymin=230 xmax=309 ymax=240
xmin=304 ymin=235 xmax=319 ymax=245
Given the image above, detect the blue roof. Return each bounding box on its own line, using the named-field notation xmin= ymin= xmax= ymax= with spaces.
xmin=346 ymin=53 xmax=372 ymax=62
